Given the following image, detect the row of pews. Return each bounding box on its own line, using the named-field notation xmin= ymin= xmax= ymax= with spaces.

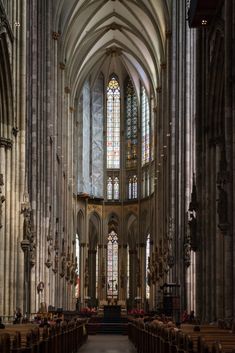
xmin=128 ymin=317 xmax=235 ymax=353
xmin=0 ymin=319 xmax=87 ymax=353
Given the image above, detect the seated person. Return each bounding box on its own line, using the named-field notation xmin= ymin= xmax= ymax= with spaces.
xmin=39 ymin=317 xmax=50 ymax=328
xmin=13 ymin=308 xmax=22 ymax=324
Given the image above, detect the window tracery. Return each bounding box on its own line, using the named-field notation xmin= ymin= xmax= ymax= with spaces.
xmin=107 ymin=75 xmax=120 ymax=169
xmin=107 ymin=230 xmax=118 ymax=298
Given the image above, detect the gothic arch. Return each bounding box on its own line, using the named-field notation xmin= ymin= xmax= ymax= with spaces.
xmin=88 ymin=211 xmax=101 ymax=249
xmin=126 ymin=213 xmax=138 ymax=249
xmin=77 ymin=209 xmax=85 ymax=242
xmin=140 ymin=209 xmax=150 ymax=242
xmin=0 ymin=30 xmax=13 ymax=139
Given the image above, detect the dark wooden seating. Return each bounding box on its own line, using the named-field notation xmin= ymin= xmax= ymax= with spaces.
xmin=0 ymin=319 xmax=87 ymax=353
xmin=128 ymin=317 xmax=235 ymax=353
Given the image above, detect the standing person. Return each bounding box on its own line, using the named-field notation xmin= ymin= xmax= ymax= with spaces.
xmin=189 ymin=310 xmax=195 ymax=322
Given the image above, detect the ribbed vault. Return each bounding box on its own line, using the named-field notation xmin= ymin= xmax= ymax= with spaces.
xmin=52 ymin=0 xmax=170 ymax=99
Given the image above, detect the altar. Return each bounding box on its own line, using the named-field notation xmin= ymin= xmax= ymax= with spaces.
xmin=103 ymin=305 xmax=121 ymax=322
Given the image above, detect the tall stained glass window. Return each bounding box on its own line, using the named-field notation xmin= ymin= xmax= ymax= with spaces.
xmin=113 ymin=177 xmax=119 ymax=200
xmin=146 ymin=234 xmax=151 ymax=299
xmin=107 ymin=230 xmax=118 ymax=298
xmin=128 ymin=175 xmax=138 ymax=199
xmin=107 ymin=177 xmax=112 ymax=200
xmin=75 ymin=235 xmax=80 ymax=298
xmin=141 ymin=86 xmax=150 ymax=165
xmin=107 ymin=75 xmax=120 ymax=169
xmin=125 ymin=78 xmax=138 ymax=168
xmin=133 ymin=175 xmax=138 ymax=198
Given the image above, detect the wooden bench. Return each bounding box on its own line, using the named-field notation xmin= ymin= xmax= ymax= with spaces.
xmin=0 ymin=319 xmax=87 ymax=353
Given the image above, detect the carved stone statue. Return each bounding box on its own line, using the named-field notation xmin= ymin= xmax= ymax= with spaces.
xmin=60 ymin=256 xmax=66 ymax=277
xmin=23 ymin=208 xmax=32 ymax=240
xmin=45 ymin=242 xmax=52 ymax=268
xmin=184 ymin=242 xmax=191 ymax=267
xmin=30 ymin=242 xmax=36 ymax=267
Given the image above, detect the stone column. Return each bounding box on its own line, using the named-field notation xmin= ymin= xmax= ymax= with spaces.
xmin=223 ymin=0 xmax=233 ymax=319
xmin=88 ymin=249 xmax=97 ymax=305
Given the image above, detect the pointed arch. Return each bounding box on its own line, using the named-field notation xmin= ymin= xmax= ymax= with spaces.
xmin=88 ymin=211 xmax=101 ymax=249
xmin=77 ymin=209 xmax=85 ymax=242
xmin=0 ymin=31 xmax=13 ymax=139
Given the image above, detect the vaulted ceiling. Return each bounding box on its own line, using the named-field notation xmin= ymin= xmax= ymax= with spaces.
xmin=53 ymin=0 xmax=170 ymax=100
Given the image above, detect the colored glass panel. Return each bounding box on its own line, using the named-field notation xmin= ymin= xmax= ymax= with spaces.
xmin=146 ymin=234 xmax=150 ymax=299
xmin=107 ymin=230 xmax=118 ymax=298
xmin=107 ymin=76 xmax=120 ymax=169
xmin=125 ymin=78 xmax=138 ymax=168
xmin=141 ymin=86 xmax=150 ymax=165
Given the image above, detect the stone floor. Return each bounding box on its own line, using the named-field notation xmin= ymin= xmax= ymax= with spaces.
xmin=78 ymin=335 xmax=137 ymax=353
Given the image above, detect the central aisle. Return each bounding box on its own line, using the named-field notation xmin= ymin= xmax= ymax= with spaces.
xmin=78 ymin=335 xmax=137 ymax=353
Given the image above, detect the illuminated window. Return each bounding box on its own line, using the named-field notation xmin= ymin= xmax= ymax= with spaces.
xmin=107 ymin=75 xmax=120 ymax=169
xmin=141 ymin=86 xmax=150 ymax=165
xmin=107 ymin=177 xmax=112 ymax=200
xmin=107 ymin=230 xmax=118 ymax=298
xmin=113 ymin=177 xmax=119 ymax=200
xmin=146 ymin=234 xmax=151 ymax=299
xmin=125 ymin=78 xmax=138 ymax=168
xmin=128 ymin=175 xmax=138 ymax=199
xmin=128 ymin=177 xmax=132 ymax=199
xmin=75 ymin=235 xmax=80 ymax=298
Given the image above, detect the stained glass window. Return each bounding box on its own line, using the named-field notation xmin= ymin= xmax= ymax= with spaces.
xmin=141 ymin=86 xmax=150 ymax=165
xmin=146 ymin=171 xmax=150 ymax=196
xmin=128 ymin=177 xmax=132 ymax=199
xmin=107 ymin=230 xmax=118 ymax=298
xmin=113 ymin=177 xmax=119 ymax=200
xmin=128 ymin=175 xmax=138 ymax=199
xmin=107 ymin=75 xmax=120 ymax=169
xmin=146 ymin=234 xmax=151 ymax=299
xmin=133 ymin=175 xmax=137 ymax=198
xmin=107 ymin=177 xmax=112 ymax=200
xmin=151 ymin=98 xmax=155 ymax=161
xmin=125 ymin=78 xmax=138 ymax=168
xmin=75 ymin=235 xmax=80 ymax=298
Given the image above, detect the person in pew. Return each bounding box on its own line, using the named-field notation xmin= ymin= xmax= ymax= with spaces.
xmin=13 ymin=307 xmax=22 ymax=324
xmin=0 ymin=317 xmax=5 ymax=329
xmin=188 ymin=310 xmax=195 ymax=322
xmin=39 ymin=317 xmax=50 ymax=328
xmin=181 ymin=310 xmax=189 ymax=323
